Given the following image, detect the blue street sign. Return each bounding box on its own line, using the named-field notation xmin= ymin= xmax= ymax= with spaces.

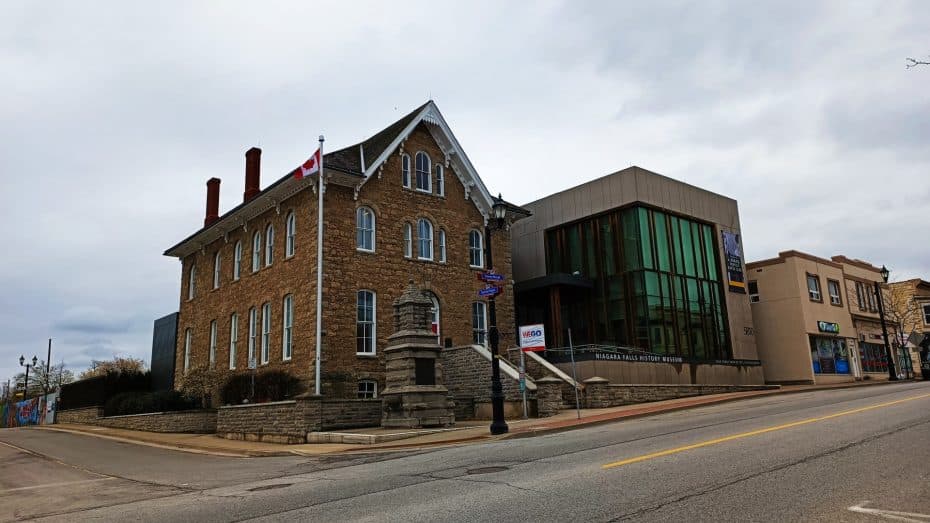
xmin=479 ymin=272 xmax=505 ymax=282
xmin=478 ymin=286 xmax=502 ymax=297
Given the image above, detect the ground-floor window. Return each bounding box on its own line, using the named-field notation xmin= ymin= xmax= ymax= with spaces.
xmin=357 ymin=380 xmax=377 ymax=399
xmin=810 ymin=335 xmax=850 ymax=374
xmin=859 ymin=342 xmax=887 ymax=373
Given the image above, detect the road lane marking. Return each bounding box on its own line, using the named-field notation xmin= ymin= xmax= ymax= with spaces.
xmin=848 ymin=502 xmax=930 ymax=522
xmin=0 ymin=478 xmax=116 ymax=494
xmin=602 ymin=392 xmax=930 ymax=470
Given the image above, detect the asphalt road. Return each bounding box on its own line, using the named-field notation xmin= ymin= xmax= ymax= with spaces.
xmin=2 ymin=381 xmax=929 ymax=522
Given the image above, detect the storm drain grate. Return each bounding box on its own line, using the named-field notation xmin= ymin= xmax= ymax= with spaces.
xmin=248 ymin=483 xmax=293 ymax=492
xmin=466 ymin=466 xmax=509 ymax=475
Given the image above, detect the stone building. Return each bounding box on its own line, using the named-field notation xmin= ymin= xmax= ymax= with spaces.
xmin=887 ymin=278 xmax=930 ymax=373
xmin=163 ymin=101 xmax=523 ymax=399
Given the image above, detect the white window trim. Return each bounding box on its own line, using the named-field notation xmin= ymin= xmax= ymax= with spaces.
xmin=188 ymin=265 xmax=196 ymax=300
xmin=356 ymin=290 xmax=377 ymax=355
xmin=401 ymin=153 xmax=411 ymax=188
xmin=435 ymin=164 xmax=444 ymax=196
xmin=248 ymin=307 xmax=257 ymax=365
xmin=252 ymin=232 xmax=262 ymax=272
xmin=414 ymin=151 xmax=432 ymax=193
xmin=285 ymin=212 xmax=296 ymax=258
xmin=261 ymin=302 xmax=271 ymax=364
xmin=748 ymin=281 xmax=759 ymax=303
xmin=923 ymin=304 xmax=930 ymax=326
xmin=403 ymin=223 xmax=413 ymax=258
xmin=229 ymin=313 xmax=238 ymax=370
xmin=438 ymin=229 xmax=447 ymax=263
xmin=213 ymin=252 xmax=221 ymax=289
xmin=233 ymin=241 xmax=242 ymax=280
xmin=469 ymin=230 xmax=484 ymax=268
xmin=356 ymin=207 xmax=376 ymax=252
xmin=209 ymin=319 xmax=217 ymax=368
xmin=265 ymin=225 xmax=274 ymax=267
xmin=183 ymin=328 xmax=191 ymax=373
xmin=417 ymin=218 xmax=434 ymax=261
xmin=282 ymin=294 xmax=293 ymax=361
xmin=357 ymin=379 xmax=378 ymax=399
xmin=807 ymin=275 xmax=821 ymax=301
xmin=472 ymin=301 xmax=488 ymax=346
xmin=828 ymin=280 xmax=842 ymax=305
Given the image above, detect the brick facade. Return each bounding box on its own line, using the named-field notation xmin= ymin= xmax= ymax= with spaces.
xmin=170 ymin=105 xmax=517 ymax=402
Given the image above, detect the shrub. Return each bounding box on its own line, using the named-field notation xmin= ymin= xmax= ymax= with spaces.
xmin=178 ymin=366 xmax=224 ymax=408
xmin=220 ymin=370 xmax=304 ymax=405
xmin=104 ymin=390 xmax=196 ymax=416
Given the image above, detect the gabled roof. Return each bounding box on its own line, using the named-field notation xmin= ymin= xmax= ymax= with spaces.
xmin=164 ymin=101 xmax=526 ymax=259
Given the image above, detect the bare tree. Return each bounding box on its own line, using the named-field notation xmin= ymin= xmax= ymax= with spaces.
xmin=78 ymin=356 xmax=146 ymax=380
xmin=906 ymin=56 xmax=930 ymax=68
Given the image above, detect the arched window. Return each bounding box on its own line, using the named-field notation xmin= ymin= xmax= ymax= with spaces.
xmin=233 ymin=241 xmax=242 ymax=280
xmin=183 ymin=328 xmax=192 ymax=372
xmin=213 ymin=252 xmax=221 ymax=289
xmin=438 ymin=229 xmax=447 ymax=263
xmin=435 ymin=164 xmax=444 ymax=196
xmin=282 ymin=294 xmax=293 ymax=360
xmin=188 ymin=264 xmax=196 ymax=300
xmin=472 ymin=301 xmax=487 ymax=345
xmin=417 ymin=219 xmax=433 ymax=260
xmin=261 ymin=302 xmax=271 ymax=364
xmin=426 ymin=291 xmax=441 ymax=341
xmin=356 ymin=207 xmax=375 ymax=252
xmin=252 ymin=232 xmax=262 ymax=272
xmin=285 ymin=212 xmax=296 ymax=257
xmin=415 ymin=152 xmax=431 ymax=192
xmin=265 ymin=225 xmax=274 ymax=266
xmin=356 ymin=290 xmax=376 ymax=354
xmin=401 ymin=153 xmax=411 ymax=188
xmin=469 ymin=230 xmax=484 ymax=268
xmin=403 ymin=223 xmax=413 ymax=258
xmin=229 ymin=312 xmax=238 ymax=370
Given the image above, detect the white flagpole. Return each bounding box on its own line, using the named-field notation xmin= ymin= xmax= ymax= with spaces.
xmin=315 ymin=135 xmax=325 ymax=395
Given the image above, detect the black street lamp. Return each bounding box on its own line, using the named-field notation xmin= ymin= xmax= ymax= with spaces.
xmin=485 ymin=194 xmax=509 ymax=435
xmin=19 ymin=354 xmax=38 ymax=399
xmin=875 ymin=265 xmax=898 ymax=381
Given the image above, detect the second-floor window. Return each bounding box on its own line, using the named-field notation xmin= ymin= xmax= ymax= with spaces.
xmin=748 ymin=280 xmax=759 ymax=303
xmin=229 ymin=312 xmax=238 ymax=370
xmin=233 ymin=241 xmax=242 ymax=280
xmin=356 ymin=207 xmax=375 ymax=251
xmin=856 ymin=281 xmax=866 ymax=310
xmin=248 ymin=307 xmax=257 ymax=366
xmin=469 ymin=230 xmax=484 ymax=268
xmin=438 ymin=229 xmax=446 ymax=263
xmin=213 ymin=252 xmax=221 ymax=289
xmin=183 ymin=328 xmax=192 ymax=372
xmin=188 ymin=265 xmax=196 ymax=300
xmin=357 ymin=290 xmax=376 ymax=355
xmin=403 ymin=223 xmax=412 ymax=258
xmin=285 ymin=212 xmax=296 ymax=257
xmin=401 ymin=153 xmax=411 ymax=188
xmin=417 ymin=218 xmax=433 ymax=260
xmin=282 ymin=294 xmax=293 ymax=361
xmin=209 ymin=319 xmax=217 ymax=368
xmin=435 ymin=164 xmax=444 ymax=196
xmin=252 ymin=232 xmax=262 ymax=272
xmin=827 ymin=279 xmax=842 ymax=306
xmin=265 ymin=225 xmax=274 ymax=266
xmin=261 ymin=302 xmax=271 ymax=364
xmin=415 ymin=152 xmax=431 ymax=192
xmin=807 ymin=274 xmax=822 ymax=302
xmin=924 ymin=304 xmax=930 ymax=325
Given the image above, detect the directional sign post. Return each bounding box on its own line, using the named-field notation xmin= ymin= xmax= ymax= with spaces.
xmin=478 ymin=271 xmax=505 ymax=283
xmin=478 ymin=285 xmax=503 ymax=298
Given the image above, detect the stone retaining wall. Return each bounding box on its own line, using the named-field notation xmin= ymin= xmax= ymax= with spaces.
xmin=584 ymin=381 xmax=776 ymax=409
xmin=217 ymin=397 xmax=382 ymax=443
xmin=57 ymin=406 xmax=103 ymax=424
xmin=442 ymin=345 xmax=532 ymax=419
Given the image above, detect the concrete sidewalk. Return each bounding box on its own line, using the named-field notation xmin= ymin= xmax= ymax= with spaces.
xmin=30 ymin=379 xmax=906 ymax=457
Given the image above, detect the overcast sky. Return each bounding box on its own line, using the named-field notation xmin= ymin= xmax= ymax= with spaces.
xmin=2 ymin=1 xmax=928 ymax=383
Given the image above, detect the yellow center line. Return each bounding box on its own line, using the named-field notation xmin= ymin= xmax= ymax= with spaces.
xmin=602 ymin=392 xmax=930 ymax=470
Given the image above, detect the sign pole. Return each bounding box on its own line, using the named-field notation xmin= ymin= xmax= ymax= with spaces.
xmin=519 ymin=349 xmax=528 ymax=419
xmin=315 ymin=135 xmax=325 ymax=395
xmin=568 ymin=328 xmax=581 ymax=420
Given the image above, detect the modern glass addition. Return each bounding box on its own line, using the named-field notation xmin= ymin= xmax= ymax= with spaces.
xmin=545 ymin=206 xmax=731 ymax=360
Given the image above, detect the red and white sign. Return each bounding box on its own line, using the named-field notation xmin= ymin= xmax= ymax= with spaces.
xmin=519 ymin=324 xmax=546 ymax=352
xmin=295 ymin=148 xmax=321 ymax=180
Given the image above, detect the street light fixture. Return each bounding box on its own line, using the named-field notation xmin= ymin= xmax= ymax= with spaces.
xmin=485 ymin=194 xmax=509 ymax=435
xmin=875 ymin=265 xmax=898 ymax=381
xmin=19 ymin=354 xmax=38 ymax=399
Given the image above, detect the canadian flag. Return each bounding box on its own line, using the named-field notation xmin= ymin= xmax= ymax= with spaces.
xmin=295 ymin=148 xmax=321 ymax=180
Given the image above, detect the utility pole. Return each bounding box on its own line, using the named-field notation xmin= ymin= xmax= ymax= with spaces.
xmin=45 ymin=338 xmax=52 ymax=395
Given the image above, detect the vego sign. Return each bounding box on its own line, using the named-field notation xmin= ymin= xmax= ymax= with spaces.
xmin=519 ymin=324 xmax=546 ymax=352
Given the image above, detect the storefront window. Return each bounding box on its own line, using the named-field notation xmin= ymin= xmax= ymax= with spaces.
xmin=859 ymin=342 xmax=887 ymax=373
xmin=810 ymin=336 xmax=850 ymax=374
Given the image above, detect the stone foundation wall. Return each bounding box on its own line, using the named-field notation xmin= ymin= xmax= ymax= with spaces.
xmin=442 ymin=345 xmax=532 ymax=419
xmin=585 ymin=383 xmax=775 ymax=409
xmin=57 ymin=406 xmax=103 ymax=424
xmin=95 ymin=410 xmax=216 ymax=433
xmin=217 ymin=397 xmax=382 ymax=443
xmin=320 ymin=399 xmax=382 ymax=430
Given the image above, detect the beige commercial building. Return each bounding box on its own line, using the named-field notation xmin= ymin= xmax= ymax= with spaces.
xmin=747 ymin=251 xmax=900 ymax=384
xmin=511 ymin=166 xmax=763 ymax=385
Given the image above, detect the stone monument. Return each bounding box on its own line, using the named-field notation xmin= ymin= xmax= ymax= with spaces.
xmin=381 ymin=281 xmax=455 ymax=428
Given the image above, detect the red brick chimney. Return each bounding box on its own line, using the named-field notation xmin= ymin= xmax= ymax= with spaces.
xmin=204 ymin=178 xmax=221 ymax=227
xmin=244 ymin=147 xmax=261 ymax=202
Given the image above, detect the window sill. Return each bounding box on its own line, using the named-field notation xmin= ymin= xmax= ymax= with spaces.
xmin=357 ymin=248 xmax=376 ymax=254
xmin=356 ymin=353 xmax=377 ymax=358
